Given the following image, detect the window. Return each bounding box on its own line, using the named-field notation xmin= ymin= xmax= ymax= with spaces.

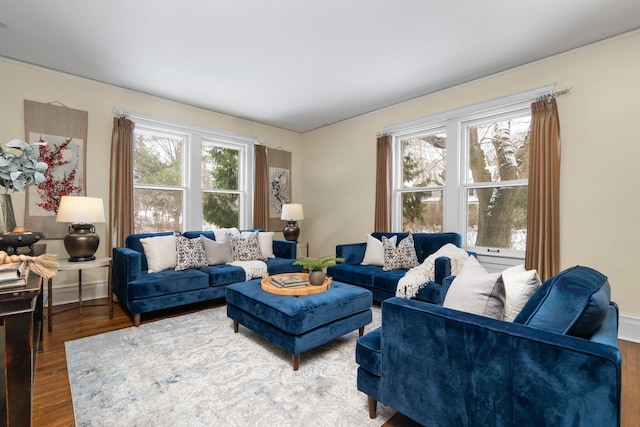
xmin=201 ymin=141 xmax=241 ymax=229
xmin=463 ymin=112 xmax=530 ymax=251
xmin=388 ymin=86 xmax=551 ymax=257
xmin=133 ymin=128 xmax=186 ymax=232
xmin=397 ymin=129 xmax=446 ymax=233
xmin=132 ymin=115 xmax=254 ymax=233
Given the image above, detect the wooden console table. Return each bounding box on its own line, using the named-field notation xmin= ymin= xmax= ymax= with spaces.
xmin=47 ymin=257 xmax=112 ymax=332
xmin=0 ymin=270 xmax=42 ymax=426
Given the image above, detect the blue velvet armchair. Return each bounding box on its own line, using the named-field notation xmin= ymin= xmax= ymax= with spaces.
xmin=356 ymin=266 xmax=621 ymax=426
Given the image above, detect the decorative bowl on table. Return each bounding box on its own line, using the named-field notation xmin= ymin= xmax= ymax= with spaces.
xmin=0 ymin=228 xmax=44 ymax=255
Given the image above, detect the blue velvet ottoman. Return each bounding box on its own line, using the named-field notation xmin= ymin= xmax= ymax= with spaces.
xmin=226 ymin=279 xmax=373 ymax=370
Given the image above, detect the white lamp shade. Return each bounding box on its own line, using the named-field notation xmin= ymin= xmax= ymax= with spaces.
xmin=56 ymin=196 xmax=106 ymax=223
xmin=280 ymin=204 xmax=304 ymax=221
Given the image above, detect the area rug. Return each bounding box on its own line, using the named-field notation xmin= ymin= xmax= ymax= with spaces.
xmin=66 ymin=305 xmax=393 ymax=426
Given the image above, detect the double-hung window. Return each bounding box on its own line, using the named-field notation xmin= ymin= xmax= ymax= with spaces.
xmin=132 ymin=115 xmax=254 ymax=233
xmin=388 ymin=85 xmax=551 ymax=258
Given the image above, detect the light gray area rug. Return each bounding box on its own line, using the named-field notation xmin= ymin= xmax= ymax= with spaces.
xmin=66 ymin=305 xmax=393 ymax=426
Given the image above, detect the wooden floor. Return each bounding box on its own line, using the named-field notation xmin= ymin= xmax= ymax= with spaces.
xmin=33 ymin=298 xmax=640 ymax=427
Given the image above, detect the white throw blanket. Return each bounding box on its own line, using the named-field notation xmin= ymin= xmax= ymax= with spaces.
xmin=226 ymin=260 xmax=268 ymax=280
xmin=396 ymin=243 xmax=470 ymax=299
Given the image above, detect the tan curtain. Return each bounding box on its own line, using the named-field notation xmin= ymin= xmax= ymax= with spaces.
xmin=253 ymin=144 xmax=269 ymax=230
xmin=374 ymin=134 xmax=391 ymax=232
xmin=525 ymin=97 xmax=561 ymax=281
xmin=109 ymin=117 xmax=135 ymax=250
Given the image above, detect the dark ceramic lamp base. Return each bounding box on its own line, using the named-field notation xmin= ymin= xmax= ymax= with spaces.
xmin=283 ymin=221 xmax=300 ymax=242
xmin=64 ymin=223 xmax=99 ymax=262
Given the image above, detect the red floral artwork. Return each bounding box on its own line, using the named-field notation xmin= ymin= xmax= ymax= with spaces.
xmin=35 ymin=137 xmax=84 ymax=213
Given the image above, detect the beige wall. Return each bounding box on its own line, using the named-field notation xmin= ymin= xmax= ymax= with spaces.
xmin=302 ymin=30 xmax=640 ymax=316
xmin=2 ymin=31 xmax=639 ymax=317
xmin=0 ymin=59 xmax=302 ymax=293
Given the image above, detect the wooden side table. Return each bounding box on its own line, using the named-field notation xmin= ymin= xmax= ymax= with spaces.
xmin=0 ymin=270 xmax=42 ymax=426
xmin=47 ymin=257 xmax=112 ymax=332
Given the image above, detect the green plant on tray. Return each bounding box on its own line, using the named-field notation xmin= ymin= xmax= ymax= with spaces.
xmin=293 ymin=255 xmax=344 ymax=271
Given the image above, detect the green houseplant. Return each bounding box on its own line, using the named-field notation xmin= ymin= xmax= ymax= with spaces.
xmin=294 ymin=255 xmax=344 ymax=285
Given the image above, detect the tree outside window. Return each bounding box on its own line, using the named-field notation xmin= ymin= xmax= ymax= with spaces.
xmin=202 ymin=142 xmax=240 ymax=229
xmin=465 ymin=115 xmax=530 ymax=250
xmin=400 ymin=131 xmax=446 ymax=232
xmin=133 ymin=130 xmax=184 ymax=233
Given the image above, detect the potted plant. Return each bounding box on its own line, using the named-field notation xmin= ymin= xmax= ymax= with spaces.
xmin=294 ymin=255 xmax=344 ymax=285
xmin=0 ymin=139 xmax=48 ymax=233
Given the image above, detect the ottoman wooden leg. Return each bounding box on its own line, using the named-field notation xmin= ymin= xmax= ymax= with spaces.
xmin=134 ymin=313 xmax=141 ymax=327
xmin=359 ymin=326 xmax=365 ymax=337
xmin=233 ymin=320 xmax=239 ymax=333
xmin=292 ymin=354 xmax=300 ymax=371
xmin=368 ymin=396 xmax=378 ymax=419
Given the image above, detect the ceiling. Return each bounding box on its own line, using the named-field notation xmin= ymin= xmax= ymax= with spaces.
xmin=1 ymin=1 xmax=640 ymax=133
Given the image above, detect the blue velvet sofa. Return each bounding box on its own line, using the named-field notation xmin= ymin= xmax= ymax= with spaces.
xmin=356 ymin=265 xmax=621 ymax=426
xmin=327 ymin=232 xmax=463 ymax=303
xmin=112 ymin=230 xmax=302 ymax=326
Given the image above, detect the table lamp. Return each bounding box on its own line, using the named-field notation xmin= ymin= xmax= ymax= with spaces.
xmin=281 ymin=203 xmax=304 ymax=242
xmin=56 ymin=196 xmax=106 ymax=262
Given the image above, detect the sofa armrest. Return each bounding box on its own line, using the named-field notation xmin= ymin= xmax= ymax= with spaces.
xmin=433 ymin=256 xmax=451 ymax=284
xmin=112 ymin=247 xmax=143 ymax=303
xmin=379 ymin=297 xmax=621 ymax=426
xmin=273 ymin=239 xmax=297 ymax=259
xmin=336 ymin=243 xmax=366 ymax=265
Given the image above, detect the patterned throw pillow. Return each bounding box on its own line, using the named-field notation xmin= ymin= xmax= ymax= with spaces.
xmin=382 ymin=234 xmax=419 ymax=271
xmin=229 ymin=233 xmax=265 ymax=261
xmin=175 ymin=236 xmax=208 ymax=271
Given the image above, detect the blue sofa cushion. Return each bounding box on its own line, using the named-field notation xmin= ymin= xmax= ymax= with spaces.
xmin=327 ymin=264 xmax=377 ymax=288
xmin=128 ymin=269 xmax=210 ymax=299
xmin=356 ymin=327 xmax=382 ymax=376
xmin=226 ymin=281 xmax=372 ymax=335
xmin=198 ymin=264 xmax=247 ymax=286
xmin=514 ymin=265 xmax=611 ymax=338
xmin=265 ymin=258 xmax=303 ymax=275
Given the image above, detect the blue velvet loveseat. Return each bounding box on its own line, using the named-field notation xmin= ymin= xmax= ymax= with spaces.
xmin=112 ymin=230 xmax=302 ymax=326
xmin=356 ymin=265 xmax=621 ymax=426
xmin=327 ymin=232 xmax=464 ymax=303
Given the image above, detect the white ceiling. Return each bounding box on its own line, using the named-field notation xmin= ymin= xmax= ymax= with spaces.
xmin=1 ymin=1 xmax=640 ymax=133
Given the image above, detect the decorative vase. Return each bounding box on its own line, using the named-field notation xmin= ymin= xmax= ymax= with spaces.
xmin=0 ymin=194 xmax=17 ymax=234
xmin=308 ymin=270 xmax=326 ymax=286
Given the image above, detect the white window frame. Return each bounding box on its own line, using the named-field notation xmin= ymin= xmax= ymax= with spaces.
xmin=384 ymin=84 xmax=554 ymax=259
xmin=131 ymin=112 xmax=255 ymax=232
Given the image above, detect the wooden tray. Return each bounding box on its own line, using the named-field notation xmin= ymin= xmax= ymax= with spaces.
xmin=261 ymin=273 xmax=332 ymax=296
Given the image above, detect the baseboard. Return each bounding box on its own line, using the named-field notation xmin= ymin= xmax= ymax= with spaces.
xmin=619 ymin=313 xmax=640 ymax=343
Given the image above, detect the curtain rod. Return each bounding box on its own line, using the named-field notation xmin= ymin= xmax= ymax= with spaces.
xmin=113 ymin=108 xmax=129 ymax=118
xmin=536 ymin=86 xmax=571 ymax=101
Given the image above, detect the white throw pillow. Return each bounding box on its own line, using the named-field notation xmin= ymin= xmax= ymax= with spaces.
xmin=502 ymin=264 xmax=541 ymax=322
xmin=140 ymin=234 xmax=177 ymax=273
xmin=443 ymin=256 xmax=506 ymax=319
xmin=258 ymin=232 xmax=275 ymax=259
xmin=213 ymin=227 xmax=240 ymax=242
xmin=361 ymin=234 xmax=397 ymax=266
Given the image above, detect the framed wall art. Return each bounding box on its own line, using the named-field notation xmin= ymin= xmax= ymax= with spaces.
xmin=267 ymin=148 xmax=291 ymax=232
xmin=24 ymin=100 xmax=88 ymax=239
